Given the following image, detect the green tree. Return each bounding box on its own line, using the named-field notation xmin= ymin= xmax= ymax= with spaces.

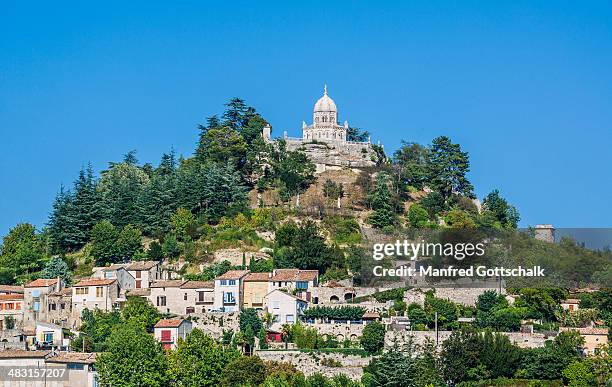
xmin=428 ymin=136 xmax=474 ymax=200
xmin=482 ymin=189 xmax=520 ymax=229
xmin=0 ymin=223 xmax=47 ymax=284
xmin=407 ymin=203 xmax=429 ymax=228
xmin=170 ymin=208 xmax=195 ymax=241
xmin=90 ymin=220 xmax=119 ymax=265
xmin=47 ymin=186 xmax=82 ymax=253
xmin=360 ymin=321 xmax=386 ymax=355
xmin=239 ymin=308 xmax=263 ymax=336
xmin=162 ymin=234 xmax=181 ymax=259
xmin=196 ymin=126 xmax=247 ymax=168
xmin=221 ymin=355 xmax=267 ymax=386
xmin=480 ymin=331 xmax=521 ymax=378
xmin=41 ymin=256 xmax=72 ymax=284
xmin=420 ymin=191 xmax=446 ymax=220
xmin=563 ymin=360 xmax=596 ymax=387
xmin=393 ymin=141 xmax=430 ymax=191
xmin=440 ymin=328 xmax=483 ymax=385
xmin=121 ymin=296 xmax=161 ymax=332
xmin=138 ymin=150 xmax=178 ymax=235
xmin=167 ymin=328 xmax=240 ymax=386
xmin=363 ymin=347 xmax=417 ymax=386
xmin=116 ymin=224 xmax=143 ymax=260
xmin=368 ymin=172 xmax=397 ymax=229
xmin=97 ymin=159 xmax=150 ymax=228
xmin=96 ymin=323 xmax=168 ymax=387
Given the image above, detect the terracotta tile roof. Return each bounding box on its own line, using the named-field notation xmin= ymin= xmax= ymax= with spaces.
xmin=155 ymin=319 xmax=186 ymax=328
xmin=107 ymin=263 xmax=129 ymax=271
xmin=180 ymin=280 xmax=214 ymax=289
xmin=0 ymin=350 xmax=51 ymax=358
xmin=25 ymin=278 xmax=59 ymax=288
xmin=127 ymin=261 xmax=159 ymax=271
xmin=49 ymin=288 xmax=73 ymax=297
xmin=47 ymin=352 xmax=97 ymax=364
xmin=245 ymin=272 xmax=271 ymax=282
xmin=74 ymin=278 xmax=116 ymax=287
xmin=560 ymin=327 xmax=609 ymax=335
xmin=270 ymin=269 xmax=318 ymax=282
xmin=562 ymin=299 xmax=580 ymax=304
xmin=0 ymin=294 xmax=24 ymax=301
xmin=0 ymin=285 xmax=24 ymax=294
xmin=267 ymin=289 xmax=308 ymax=303
xmin=127 ymin=288 xmax=151 ymax=297
xmin=150 ymin=280 xmax=186 ymax=288
xmin=216 ymin=270 xmax=250 ymax=281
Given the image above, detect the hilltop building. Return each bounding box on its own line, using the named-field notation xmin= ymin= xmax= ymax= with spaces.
xmin=263 ymin=86 xmax=379 ymax=173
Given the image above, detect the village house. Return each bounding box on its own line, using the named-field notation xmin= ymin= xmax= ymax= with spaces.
xmin=154 ymin=318 xmax=193 ymax=350
xmin=243 ymin=272 xmax=271 ymax=310
xmin=46 ymin=352 xmax=98 ymax=387
xmin=23 ymin=278 xmax=62 ymax=329
xmin=127 ymin=260 xmax=162 ymax=288
xmin=47 ymin=287 xmax=74 ymax=328
xmin=561 ymin=298 xmax=580 ymax=311
xmin=145 ymin=280 xmax=215 ymax=315
xmin=180 ymin=280 xmax=215 ymax=314
xmin=264 ymin=289 xmax=308 ymax=330
xmin=268 ymin=269 xmax=319 ymax=302
xmin=72 ymin=278 xmax=120 ymax=317
xmin=213 ymin=270 xmax=250 ymax=312
xmin=0 ymin=293 xmax=23 ymax=331
xmin=34 ymin=321 xmax=71 ymax=350
xmin=559 ymin=327 xmax=609 ymax=355
xmin=93 ymin=264 xmax=136 ymax=291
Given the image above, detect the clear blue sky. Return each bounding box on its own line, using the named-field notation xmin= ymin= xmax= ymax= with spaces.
xmin=1 ymin=1 xmax=611 ymax=239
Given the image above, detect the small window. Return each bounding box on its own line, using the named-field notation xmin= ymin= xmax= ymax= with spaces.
xmin=286 ymin=314 xmax=294 ymax=323
xmin=157 ymin=296 xmax=167 ymax=307
xmin=220 ymin=280 xmax=227 ymax=286
xmin=272 ymin=301 xmax=280 ymax=309
xmin=228 ymin=280 xmax=236 ymax=286
xmin=96 ymin=287 xmax=104 ymax=297
xmin=67 ymin=363 xmax=85 ymax=370
xmin=184 ymin=293 xmax=187 ymax=301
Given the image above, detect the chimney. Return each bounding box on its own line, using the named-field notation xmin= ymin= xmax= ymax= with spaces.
xmin=56 ymin=276 xmax=61 ymax=292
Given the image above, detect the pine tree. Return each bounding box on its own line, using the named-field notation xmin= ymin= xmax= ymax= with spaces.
xmin=72 ymin=164 xmax=99 ymax=246
xmin=368 ymin=172 xmax=397 ymax=229
xmin=47 ymin=186 xmax=81 ymax=253
xmin=428 ymin=136 xmax=474 ymax=200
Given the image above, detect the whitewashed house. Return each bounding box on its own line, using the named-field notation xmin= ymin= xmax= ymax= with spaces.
xmin=154 ymin=318 xmax=193 ymax=350
xmin=264 ymin=289 xmax=308 ymax=330
xmin=213 ymin=270 xmax=250 ymax=312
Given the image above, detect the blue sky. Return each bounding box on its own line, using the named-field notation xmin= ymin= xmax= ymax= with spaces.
xmin=1 ymin=1 xmax=611 ymax=238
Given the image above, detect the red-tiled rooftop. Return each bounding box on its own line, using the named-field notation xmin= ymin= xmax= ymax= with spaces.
xmin=560 ymin=327 xmax=609 ymax=335
xmin=270 ymin=269 xmax=318 ymax=282
xmin=154 ymin=319 xmax=186 ymax=328
xmin=244 ymin=272 xmax=271 ymax=282
xmin=0 ymin=350 xmax=51 ymax=358
xmin=74 ymin=278 xmax=116 ymax=287
xmin=180 ymin=280 xmax=214 ymax=289
xmin=216 ymin=270 xmax=250 ymax=281
xmin=25 ymin=278 xmax=59 ymax=288
xmin=46 ymin=352 xmax=97 ymax=364
xmin=0 ymin=294 xmax=24 ymax=301
xmin=150 ymin=280 xmax=186 ymax=288
xmin=127 ymin=261 xmax=159 ymax=271
xmin=0 ymin=285 xmax=24 ymax=293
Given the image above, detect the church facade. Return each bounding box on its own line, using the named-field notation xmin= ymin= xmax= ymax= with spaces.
xmin=262 ymin=86 xmax=378 ymax=173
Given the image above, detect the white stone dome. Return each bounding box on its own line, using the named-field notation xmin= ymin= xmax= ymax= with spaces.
xmin=313 ymin=85 xmax=337 ymax=112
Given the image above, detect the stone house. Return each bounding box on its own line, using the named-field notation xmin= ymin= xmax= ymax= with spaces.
xmin=154 ymin=318 xmax=193 ymax=350
xmin=559 ymin=327 xmax=609 ymax=355
xmin=179 ymin=280 xmax=215 ymax=314
xmin=0 ymin=293 xmax=23 ymax=330
xmin=72 ymin=278 xmax=120 ymax=317
xmin=47 ymin=287 xmax=75 ymax=328
xmin=213 ymin=270 xmax=250 ymax=312
xmin=93 ymin=264 xmax=135 ymax=292
xmin=264 ymin=289 xmax=308 ymax=330
xmin=23 ymin=278 xmax=62 ymax=329
xmin=243 ymin=272 xmax=271 ymax=310
xmin=46 ymin=352 xmax=98 ymax=387
xmin=269 ymin=269 xmax=318 ymax=293
xmin=0 ymin=349 xmax=51 ymax=369
xmin=148 ymin=280 xmax=186 ymax=314
xmin=127 ymin=261 xmax=162 ymax=289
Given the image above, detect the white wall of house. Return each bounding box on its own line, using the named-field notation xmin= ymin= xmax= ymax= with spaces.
xmin=154 ymin=321 xmax=193 ymax=350
xmin=213 ymin=279 xmax=242 ymax=312
xmin=72 ymin=284 xmax=119 ymax=316
xmin=264 ymin=290 xmax=307 ymax=330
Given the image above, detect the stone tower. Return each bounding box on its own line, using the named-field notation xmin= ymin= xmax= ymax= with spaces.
xmin=534 ymin=224 xmax=555 ymax=243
